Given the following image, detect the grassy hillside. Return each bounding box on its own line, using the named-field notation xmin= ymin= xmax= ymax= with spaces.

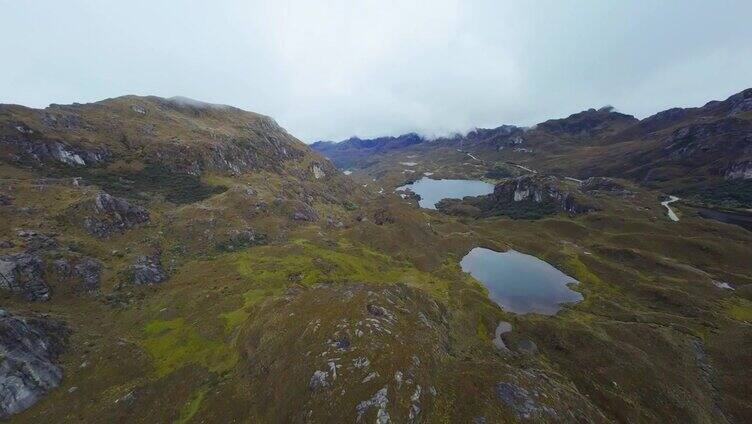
xmin=2 ymin=95 xmax=752 ymax=422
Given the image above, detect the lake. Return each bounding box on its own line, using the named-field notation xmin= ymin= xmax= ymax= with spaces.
xmin=396 ymin=177 xmax=495 ymax=209
xmin=460 ymin=247 xmax=583 ymax=315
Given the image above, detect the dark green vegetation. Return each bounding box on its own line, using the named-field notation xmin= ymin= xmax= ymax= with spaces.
xmin=52 ymin=164 xmax=228 ymax=205
xmin=2 ymin=92 xmax=752 ymax=423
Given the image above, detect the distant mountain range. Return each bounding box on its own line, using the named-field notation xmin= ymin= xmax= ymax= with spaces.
xmin=313 ymin=88 xmax=752 ymax=209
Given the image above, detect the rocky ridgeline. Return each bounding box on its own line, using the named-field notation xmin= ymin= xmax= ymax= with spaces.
xmin=0 ymin=95 xmax=324 ymax=179
xmin=0 ymin=309 xmax=69 ymax=418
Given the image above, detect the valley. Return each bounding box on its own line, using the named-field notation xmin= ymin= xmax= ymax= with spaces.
xmin=1 ymin=91 xmax=752 ymax=423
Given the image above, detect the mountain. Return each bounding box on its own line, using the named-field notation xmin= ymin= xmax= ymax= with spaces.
xmin=310 ymin=133 xmax=425 ymax=169
xmin=2 ymin=93 xmax=752 ymax=422
xmin=312 ymin=88 xmax=752 ymax=209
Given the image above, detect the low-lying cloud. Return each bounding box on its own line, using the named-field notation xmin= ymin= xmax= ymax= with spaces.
xmin=2 ymin=1 xmax=751 ymax=142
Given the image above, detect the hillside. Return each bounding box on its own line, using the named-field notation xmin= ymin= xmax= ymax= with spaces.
xmin=312 ymin=88 xmax=752 ymax=210
xmin=2 ymin=94 xmax=752 ymax=423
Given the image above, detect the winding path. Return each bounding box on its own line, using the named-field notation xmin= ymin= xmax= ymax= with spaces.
xmin=661 ymin=196 xmax=680 ymax=222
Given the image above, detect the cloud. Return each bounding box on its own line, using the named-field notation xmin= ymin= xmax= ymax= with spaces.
xmin=1 ymin=0 xmax=751 ymax=142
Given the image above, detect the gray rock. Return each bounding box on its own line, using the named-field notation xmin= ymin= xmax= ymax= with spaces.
xmin=0 ymin=253 xmax=50 ymax=301
xmin=52 ymin=259 xmax=71 ymax=281
xmin=292 ymin=203 xmax=319 ymax=222
xmin=516 ymin=339 xmax=539 ymax=355
xmin=495 ymin=381 xmax=556 ymax=420
xmin=82 ymin=193 xmax=149 ymax=237
xmin=16 ymin=229 xmax=57 ymax=251
xmin=131 ymin=254 xmax=166 ymax=285
xmin=493 ymin=321 xmax=512 ymax=351
xmin=309 ymin=370 xmax=329 ymax=391
xmin=0 ymin=240 xmax=14 ymax=249
xmin=0 ymin=310 xmax=69 ymax=418
xmin=74 ymin=257 xmax=102 ymax=293
xmin=356 ymin=387 xmax=390 ymax=423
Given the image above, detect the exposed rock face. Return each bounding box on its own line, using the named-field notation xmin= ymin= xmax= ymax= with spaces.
xmin=73 ymin=257 xmax=102 ymax=293
xmin=438 ymin=176 xmax=597 ymax=219
xmin=52 ymin=259 xmax=71 ymax=282
xmin=131 ymin=254 xmax=165 ymax=285
xmin=726 ymin=161 xmax=752 ymax=180
xmin=0 ymin=253 xmax=50 ymax=301
xmin=496 ymin=382 xmax=556 ymax=420
xmin=311 ymin=163 xmax=326 ymax=179
xmin=494 ymin=176 xmax=595 ymax=214
xmin=16 ymin=229 xmax=57 ymax=252
xmin=0 ymin=138 xmax=108 ymax=168
xmin=0 ymin=309 xmax=69 ymax=418
xmin=82 ymin=193 xmax=149 ymax=237
xmin=292 ymin=203 xmax=319 ymax=222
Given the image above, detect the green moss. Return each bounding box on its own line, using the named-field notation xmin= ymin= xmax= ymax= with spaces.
xmin=142 ymin=318 xmax=236 ymax=377
xmin=476 ymin=320 xmax=489 ymax=342
xmin=565 ymin=255 xmax=603 ymax=286
xmin=175 ymin=386 xmax=208 ymax=424
xmin=233 ymin=239 xmax=450 ymax=297
xmin=220 ymin=288 xmax=278 ymax=330
xmin=727 ymin=298 xmax=752 ymax=322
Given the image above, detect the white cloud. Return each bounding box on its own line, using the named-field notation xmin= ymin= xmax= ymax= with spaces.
xmin=1 ymin=0 xmax=751 ymax=142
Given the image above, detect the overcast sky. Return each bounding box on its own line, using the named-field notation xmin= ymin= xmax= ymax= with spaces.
xmin=2 ymin=1 xmax=751 ymax=142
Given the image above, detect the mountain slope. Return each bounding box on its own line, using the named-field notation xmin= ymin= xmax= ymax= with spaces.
xmin=312 ymin=88 xmax=752 ymax=208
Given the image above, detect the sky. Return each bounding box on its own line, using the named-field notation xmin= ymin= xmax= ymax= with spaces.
xmin=2 ymin=1 xmax=752 ymax=142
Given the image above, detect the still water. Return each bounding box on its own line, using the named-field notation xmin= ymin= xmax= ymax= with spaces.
xmin=396 ymin=177 xmax=494 ymax=209
xmin=460 ymin=247 xmax=583 ymax=315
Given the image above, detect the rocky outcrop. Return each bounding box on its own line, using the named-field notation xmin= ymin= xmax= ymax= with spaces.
xmin=82 ymin=193 xmax=149 ymax=237
xmin=580 ymin=177 xmax=633 ymax=195
xmin=0 ymin=136 xmax=108 ymax=168
xmin=726 ymin=161 xmax=752 ymax=180
xmin=73 ymin=257 xmax=102 ymax=293
xmin=241 ymin=283 xmax=449 ymax=423
xmin=0 ymin=309 xmax=69 ymax=418
xmin=292 ymin=203 xmax=319 ymax=222
xmin=438 ymin=176 xmax=597 ymax=219
xmin=131 ymin=254 xmax=165 ymax=285
xmin=16 ymin=229 xmax=57 ymax=252
xmin=498 ymin=176 xmax=597 ymax=213
xmin=0 ymin=253 xmax=50 ymax=301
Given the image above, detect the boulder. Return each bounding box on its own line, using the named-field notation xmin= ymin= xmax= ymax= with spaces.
xmin=0 ymin=253 xmax=50 ymax=301
xmin=0 ymin=309 xmax=69 ymax=418
xmin=292 ymin=203 xmax=319 ymax=222
xmin=132 ymin=254 xmax=166 ymax=285
xmin=16 ymin=229 xmax=57 ymax=251
xmin=82 ymin=193 xmax=149 ymax=237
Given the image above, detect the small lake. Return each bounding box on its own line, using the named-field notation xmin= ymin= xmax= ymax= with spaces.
xmin=396 ymin=177 xmax=495 ymax=209
xmin=460 ymin=247 xmax=583 ymax=315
